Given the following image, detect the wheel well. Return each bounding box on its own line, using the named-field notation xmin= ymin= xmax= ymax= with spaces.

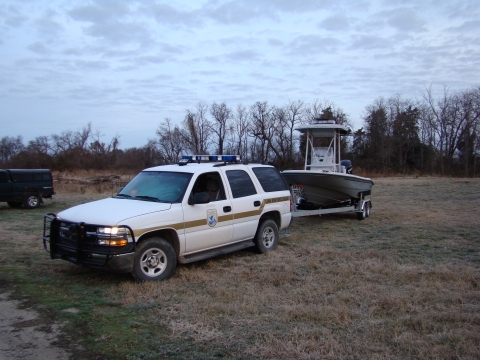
xmin=137 ymin=229 xmax=180 ymax=256
xmin=259 ymin=211 xmax=281 ymax=228
xmin=24 ymin=189 xmax=41 ymax=196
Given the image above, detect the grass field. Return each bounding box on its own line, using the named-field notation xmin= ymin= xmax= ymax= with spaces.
xmin=0 ymin=176 xmax=479 ymax=359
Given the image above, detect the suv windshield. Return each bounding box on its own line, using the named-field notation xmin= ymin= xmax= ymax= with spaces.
xmin=117 ymin=171 xmax=192 ymax=203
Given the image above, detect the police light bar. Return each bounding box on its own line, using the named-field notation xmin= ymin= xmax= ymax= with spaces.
xmin=181 ymin=155 xmax=242 ymax=163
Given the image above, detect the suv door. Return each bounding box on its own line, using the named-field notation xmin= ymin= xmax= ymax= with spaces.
xmin=225 ymin=169 xmax=262 ymax=242
xmin=182 ymin=171 xmax=234 ymax=253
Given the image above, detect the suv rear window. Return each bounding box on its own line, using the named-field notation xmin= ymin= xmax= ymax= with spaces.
xmin=226 ymin=170 xmax=257 ymax=198
xmin=252 ymin=167 xmax=288 ymax=192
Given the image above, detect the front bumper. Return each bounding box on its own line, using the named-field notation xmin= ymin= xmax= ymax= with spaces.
xmin=43 ymin=213 xmax=136 ymax=273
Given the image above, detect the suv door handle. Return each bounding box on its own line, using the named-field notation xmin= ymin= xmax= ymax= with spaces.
xmin=253 ymin=201 xmax=261 ymax=207
xmin=223 ymin=206 xmax=231 ymax=212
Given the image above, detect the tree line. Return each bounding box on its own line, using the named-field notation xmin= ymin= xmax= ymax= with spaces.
xmin=1 ymin=86 xmax=479 ymax=176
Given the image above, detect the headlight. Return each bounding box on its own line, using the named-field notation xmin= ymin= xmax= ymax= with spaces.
xmin=97 ymin=226 xmax=131 ymax=246
xmin=98 ymin=227 xmax=122 ymax=235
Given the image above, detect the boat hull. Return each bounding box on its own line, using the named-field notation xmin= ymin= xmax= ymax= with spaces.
xmin=281 ymin=170 xmax=374 ymax=207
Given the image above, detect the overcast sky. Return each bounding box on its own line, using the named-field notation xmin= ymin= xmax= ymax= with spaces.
xmin=1 ymin=0 xmax=479 ymax=149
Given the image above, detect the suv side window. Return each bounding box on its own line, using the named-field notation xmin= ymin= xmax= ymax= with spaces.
xmin=191 ymin=172 xmax=226 ymax=202
xmin=0 ymin=172 xmax=8 ymax=183
xmin=252 ymin=167 xmax=288 ymax=192
xmin=226 ymin=170 xmax=257 ymax=198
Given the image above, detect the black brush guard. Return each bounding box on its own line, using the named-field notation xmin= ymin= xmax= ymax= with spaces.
xmin=43 ymin=213 xmax=136 ymax=267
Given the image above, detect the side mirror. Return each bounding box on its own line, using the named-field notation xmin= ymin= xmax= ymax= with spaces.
xmin=188 ymin=192 xmax=210 ymax=205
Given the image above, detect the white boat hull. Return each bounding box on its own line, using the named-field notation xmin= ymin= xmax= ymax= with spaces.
xmin=281 ymin=170 xmax=374 ymax=207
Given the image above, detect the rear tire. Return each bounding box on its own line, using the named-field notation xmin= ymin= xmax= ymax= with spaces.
xmin=23 ymin=194 xmax=40 ymax=209
xmin=254 ymin=219 xmax=279 ymax=254
xmin=132 ymin=238 xmax=177 ymax=282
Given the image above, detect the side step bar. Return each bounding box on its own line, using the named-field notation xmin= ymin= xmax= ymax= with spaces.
xmin=179 ymin=240 xmax=255 ymax=264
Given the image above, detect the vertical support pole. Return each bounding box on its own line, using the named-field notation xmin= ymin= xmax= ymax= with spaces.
xmin=304 ymin=131 xmax=310 ymax=170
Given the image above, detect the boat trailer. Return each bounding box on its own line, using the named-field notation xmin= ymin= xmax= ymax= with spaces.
xmin=289 ymin=184 xmax=372 ymax=221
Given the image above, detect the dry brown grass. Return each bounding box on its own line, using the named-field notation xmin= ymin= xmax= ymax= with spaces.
xmin=1 ymin=176 xmax=479 ymax=359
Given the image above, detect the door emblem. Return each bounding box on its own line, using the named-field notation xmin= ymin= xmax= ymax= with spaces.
xmin=207 ymin=209 xmax=218 ymax=227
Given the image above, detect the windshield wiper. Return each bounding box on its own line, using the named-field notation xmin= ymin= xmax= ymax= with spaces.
xmin=135 ymin=195 xmax=161 ymax=202
xmin=115 ymin=194 xmax=133 ymax=199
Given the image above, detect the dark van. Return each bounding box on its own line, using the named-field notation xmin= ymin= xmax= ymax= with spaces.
xmin=0 ymin=169 xmax=55 ymax=209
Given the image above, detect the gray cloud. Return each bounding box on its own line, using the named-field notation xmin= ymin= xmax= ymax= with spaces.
xmin=223 ymin=49 xmax=260 ymax=61
xmin=2 ymin=5 xmax=28 ymax=27
xmin=144 ymin=3 xmax=203 ymax=26
xmin=386 ymin=8 xmax=427 ymax=33
xmin=288 ymin=35 xmax=342 ymax=55
xmin=27 ymin=41 xmax=51 ymax=54
xmin=349 ymin=35 xmax=391 ymax=50
xmin=318 ymin=14 xmax=351 ymax=32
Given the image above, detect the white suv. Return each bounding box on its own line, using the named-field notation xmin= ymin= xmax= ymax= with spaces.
xmin=43 ymin=155 xmax=292 ymax=281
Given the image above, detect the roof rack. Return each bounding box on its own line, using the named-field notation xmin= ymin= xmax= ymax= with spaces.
xmin=178 ymin=155 xmax=242 ymax=166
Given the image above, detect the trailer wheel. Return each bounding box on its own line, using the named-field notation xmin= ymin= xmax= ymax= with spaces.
xmin=254 ymin=219 xmax=279 ymax=254
xmin=365 ymin=202 xmax=371 ymax=217
xmin=132 ymin=238 xmax=177 ymax=282
xmin=357 ymin=204 xmax=367 ymax=220
xmin=23 ymin=193 xmax=40 ymax=209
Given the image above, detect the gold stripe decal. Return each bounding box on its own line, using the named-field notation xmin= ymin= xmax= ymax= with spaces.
xmin=133 ymin=195 xmax=289 ymax=237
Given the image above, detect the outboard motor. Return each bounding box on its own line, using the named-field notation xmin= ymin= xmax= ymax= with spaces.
xmin=340 ymin=160 xmax=353 ymax=174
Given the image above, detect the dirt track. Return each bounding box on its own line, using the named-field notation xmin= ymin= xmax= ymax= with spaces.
xmin=0 ymin=291 xmax=70 ymax=360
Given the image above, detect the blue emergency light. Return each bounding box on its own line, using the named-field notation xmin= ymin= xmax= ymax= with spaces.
xmin=180 ymin=155 xmax=242 ymax=164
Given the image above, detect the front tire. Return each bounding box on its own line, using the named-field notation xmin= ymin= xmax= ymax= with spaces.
xmin=254 ymin=219 xmax=279 ymax=254
xmin=132 ymin=238 xmax=177 ymax=282
xmin=23 ymin=194 xmax=40 ymax=209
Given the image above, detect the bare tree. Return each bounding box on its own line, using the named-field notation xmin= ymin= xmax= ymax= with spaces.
xmin=0 ymin=136 xmax=24 ymax=167
xmin=223 ymin=104 xmax=250 ymax=158
xmin=248 ymin=101 xmax=277 ymax=163
xmin=156 ymin=118 xmax=184 ymax=163
xmin=284 ymin=100 xmax=304 ymax=163
xmin=210 ymin=102 xmax=232 ymax=154
xmin=181 ymin=102 xmax=212 ymax=154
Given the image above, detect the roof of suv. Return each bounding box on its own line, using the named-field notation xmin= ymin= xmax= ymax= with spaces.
xmin=143 ymin=162 xmax=274 ymax=174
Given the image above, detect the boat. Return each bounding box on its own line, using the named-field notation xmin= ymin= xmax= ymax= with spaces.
xmin=280 ymin=119 xmax=373 ymax=210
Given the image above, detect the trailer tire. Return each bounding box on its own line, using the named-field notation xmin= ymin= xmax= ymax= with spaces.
xmin=357 ymin=205 xmax=367 ymax=220
xmin=365 ymin=202 xmax=371 ymax=217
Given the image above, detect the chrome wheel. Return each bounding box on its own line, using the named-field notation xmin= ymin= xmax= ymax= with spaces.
xmin=24 ymin=194 xmax=40 ymax=209
xmin=132 ymin=238 xmax=177 ymax=282
xmin=140 ymin=247 xmax=167 ymax=277
xmin=262 ymin=226 xmax=275 ymax=249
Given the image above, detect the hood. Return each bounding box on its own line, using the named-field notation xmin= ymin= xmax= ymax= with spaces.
xmin=57 ymin=197 xmax=172 ymax=225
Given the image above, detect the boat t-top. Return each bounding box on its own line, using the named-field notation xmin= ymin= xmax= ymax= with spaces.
xmin=280 ymin=119 xmax=374 ymax=220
